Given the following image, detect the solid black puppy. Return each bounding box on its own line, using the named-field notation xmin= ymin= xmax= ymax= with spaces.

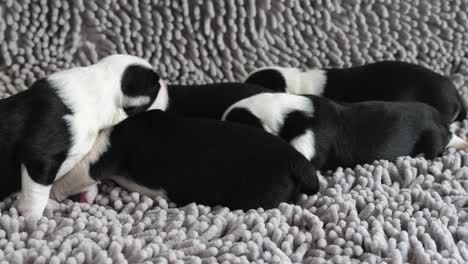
xmin=0 ymin=55 xmax=167 ymax=220
xmin=167 ymin=82 xmax=271 ymax=119
xmin=245 ymin=61 xmax=466 ymax=123
xmin=223 ymin=93 xmax=467 ymax=170
xmin=51 ymin=110 xmax=319 ymax=210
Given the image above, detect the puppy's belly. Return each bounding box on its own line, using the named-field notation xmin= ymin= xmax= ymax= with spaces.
xmin=111 ymin=176 xmax=167 ymax=200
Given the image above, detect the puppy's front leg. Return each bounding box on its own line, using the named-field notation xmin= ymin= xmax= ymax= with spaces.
xmin=17 ymin=164 xmax=54 ymax=221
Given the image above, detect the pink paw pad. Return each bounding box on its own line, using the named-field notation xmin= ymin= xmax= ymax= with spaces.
xmin=79 ymin=192 xmax=95 ymax=204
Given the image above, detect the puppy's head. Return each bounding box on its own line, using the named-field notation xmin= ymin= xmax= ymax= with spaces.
xmin=97 ymin=54 xmax=169 ymax=116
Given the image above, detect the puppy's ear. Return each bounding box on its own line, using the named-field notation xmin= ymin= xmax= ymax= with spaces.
xmin=121 ymin=65 xmax=161 ymax=115
xmin=223 ymin=108 xmax=264 ymax=129
xmin=245 ymin=68 xmax=287 ymax=92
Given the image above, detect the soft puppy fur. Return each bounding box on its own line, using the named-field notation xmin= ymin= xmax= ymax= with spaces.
xmin=223 ymin=93 xmax=467 ymax=170
xmin=167 ymin=82 xmax=271 ymax=119
xmin=245 ymin=61 xmax=466 ymax=123
xmin=51 ymin=110 xmax=319 ymax=210
xmin=0 ymin=54 xmax=167 ymax=220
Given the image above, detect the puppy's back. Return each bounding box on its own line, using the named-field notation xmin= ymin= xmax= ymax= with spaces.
xmin=90 ymin=110 xmax=319 ymax=210
xmin=167 ymin=82 xmax=270 ymax=119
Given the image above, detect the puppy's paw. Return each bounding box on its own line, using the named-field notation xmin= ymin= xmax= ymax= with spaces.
xmin=16 ymin=195 xmax=44 ymax=222
xmin=454 ymin=142 xmax=468 ymax=150
xmin=79 ymin=184 xmax=99 ymax=204
xmin=46 ymin=199 xmax=61 ymax=210
xmin=446 ymin=134 xmax=468 ymax=150
xmin=49 ymin=187 xmax=67 ymax=202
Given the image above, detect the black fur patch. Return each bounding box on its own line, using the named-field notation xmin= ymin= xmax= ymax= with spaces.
xmin=279 ymin=110 xmax=313 ymax=142
xmin=0 ymin=79 xmax=72 ymax=199
xmin=121 ymin=65 xmax=161 ymax=116
xmin=245 ymin=69 xmax=287 ymax=92
xmin=323 ymin=61 xmax=465 ymax=123
xmin=167 ymin=83 xmax=271 ymax=120
xmin=310 ymin=97 xmax=452 ymax=170
xmin=224 ymin=108 xmax=263 ymax=129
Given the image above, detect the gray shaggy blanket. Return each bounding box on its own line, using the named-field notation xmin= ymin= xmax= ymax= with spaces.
xmin=1 ymin=1 xmax=468 ymax=263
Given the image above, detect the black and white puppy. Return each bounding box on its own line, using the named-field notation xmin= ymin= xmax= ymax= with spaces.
xmin=223 ymin=93 xmax=468 ymax=170
xmin=166 ymin=82 xmax=271 ymax=119
xmin=245 ymin=61 xmax=466 ymax=123
xmin=0 ymin=54 xmax=168 ymax=220
xmin=50 ymin=110 xmax=319 ymax=210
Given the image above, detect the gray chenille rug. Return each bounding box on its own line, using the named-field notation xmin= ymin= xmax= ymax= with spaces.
xmin=0 ymin=1 xmax=468 ymax=263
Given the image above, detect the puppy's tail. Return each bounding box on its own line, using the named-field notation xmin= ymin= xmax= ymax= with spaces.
xmin=290 ymin=157 xmax=320 ymax=195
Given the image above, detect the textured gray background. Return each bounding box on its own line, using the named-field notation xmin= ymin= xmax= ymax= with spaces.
xmin=1 ymin=0 xmax=468 ymax=263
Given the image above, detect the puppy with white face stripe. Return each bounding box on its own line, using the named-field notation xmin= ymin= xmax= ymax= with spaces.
xmin=245 ymin=61 xmax=466 ymax=123
xmin=0 ymin=54 xmax=167 ymax=220
xmin=223 ymin=93 xmax=468 ymax=170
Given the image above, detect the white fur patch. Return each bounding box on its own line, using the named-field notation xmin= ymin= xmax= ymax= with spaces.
xmin=111 ymin=176 xmax=168 ymax=200
xmin=446 ymin=134 xmax=468 ymax=150
xmin=123 ymin=95 xmax=151 ymax=107
xmin=223 ymin=93 xmax=314 ymax=135
xmin=148 ymin=79 xmax=170 ymax=111
xmin=17 ymin=165 xmax=52 ymax=220
xmin=290 ymin=130 xmax=316 ymax=160
xmin=51 ymin=129 xmax=112 ymax=201
xmin=297 ymin=68 xmax=328 ymax=95
xmin=80 ymin=184 xmax=99 ymax=204
xmin=247 ymin=66 xmax=327 ymax=95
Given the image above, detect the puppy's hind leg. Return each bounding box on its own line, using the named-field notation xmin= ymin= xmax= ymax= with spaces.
xmin=17 ymin=165 xmax=52 ymax=221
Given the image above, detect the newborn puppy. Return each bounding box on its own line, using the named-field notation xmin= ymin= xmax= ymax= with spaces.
xmin=0 ymin=54 xmax=167 ymax=220
xmin=245 ymin=61 xmax=466 ymax=123
xmin=223 ymin=93 xmax=467 ymax=170
xmin=51 ymin=110 xmax=319 ymax=210
xmin=167 ymin=82 xmax=271 ymax=119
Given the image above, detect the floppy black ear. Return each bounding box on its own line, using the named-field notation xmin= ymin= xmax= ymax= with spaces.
xmin=121 ymin=64 xmax=160 ymax=97
xmin=245 ymin=68 xmax=287 ymax=92
xmin=121 ymin=65 xmax=161 ymax=115
xmin=224 ymin=108 xmax=264 ymax=129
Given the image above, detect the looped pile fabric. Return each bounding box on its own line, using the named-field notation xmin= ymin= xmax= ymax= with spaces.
xmin=0 ymin=1 xmax=468 ymax=263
